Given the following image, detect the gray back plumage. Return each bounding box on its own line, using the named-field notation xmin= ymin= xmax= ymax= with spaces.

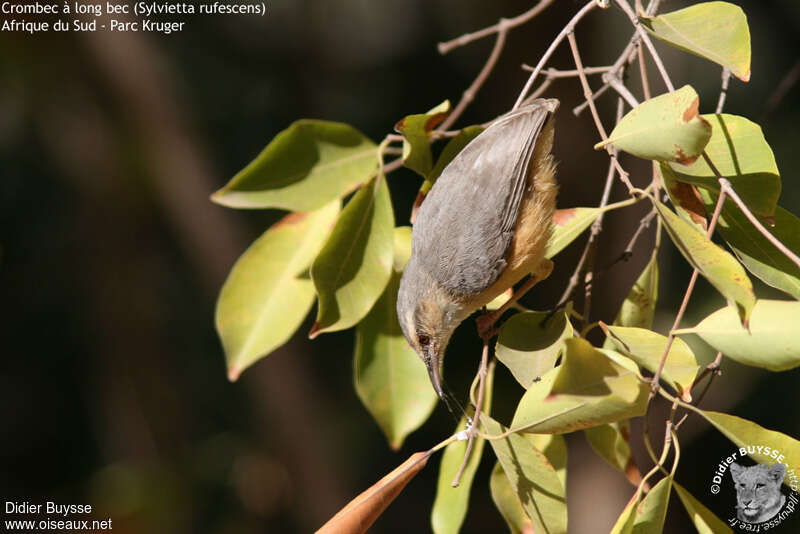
xmin=411 ymin=100 xmax=558 ymax=298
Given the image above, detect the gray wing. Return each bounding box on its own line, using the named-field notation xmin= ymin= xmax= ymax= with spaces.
xmin=412 ymin=99 xmax=557 ymax=297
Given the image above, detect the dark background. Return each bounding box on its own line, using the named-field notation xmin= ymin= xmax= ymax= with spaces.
xmin=2 ymin=0 xmax=800 ymax=532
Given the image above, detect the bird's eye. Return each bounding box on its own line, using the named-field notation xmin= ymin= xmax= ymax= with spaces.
xmin=418 ymin=334 xmax=431 ymax=347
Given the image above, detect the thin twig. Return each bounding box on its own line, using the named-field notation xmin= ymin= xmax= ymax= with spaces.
xmin=523 ymin=65 xmax=614 ymax=77
xmin=451 ymin=343 xmax=491 ymax=487
xmin=604 ymin=71 xmax=640 ymax=109
xmin=513 ymin=0 xmax=599 ymax=110
xmin=438 ymin=0 xmax=556 ymax=54
xmin=614 ymin=0 xmax=675 ymax=92
xmin=638 ymin=43 xmax=652 ymax=101
xmin=762 ymin=59 xmax=800 ymax=121
xmin=716 ymin=68 xmax=731 ymax=114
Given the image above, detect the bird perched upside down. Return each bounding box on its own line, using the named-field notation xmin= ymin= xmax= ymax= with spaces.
xmin=397 ymin=99 xmax=559 ymax=399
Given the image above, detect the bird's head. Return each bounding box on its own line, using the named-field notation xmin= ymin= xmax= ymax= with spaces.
xmin=396 ymin=258 xmax=466 ymax=399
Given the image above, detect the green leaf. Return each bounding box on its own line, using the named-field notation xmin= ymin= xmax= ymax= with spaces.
xmin=496 ymin=311 xmax=574 ymax=388
xmin=354 ymin=227 xmax=437 ymax=450
xmin=610 ymin=491 xmax=640 ymax=534
xmin=395 ymin=101 xmax=451 ymax=178
xmin=531 ymin=434 xmax=568 ymax=490
xmin=484 ymin=415 xmax=567 ymax=534
xmin=700 ymin=410 xmax=800 ymax=469
xmin=603 ymin=325 xmax=699 ymax=401
xmin=511 ymin=339 xmax=648 ymax=434
xmin=673 ymin=482 xmax=732 ymax=534
xmin=677 ymin=299 xmax=800 ymax=371
xmin=655 ymin=200 xmax=755 ymax=325
xmin=216 ymin=201 xmax=340 ymax=381
xmin=698 ymin=195 xmax=800 ymax=299
xmin=310 ymin=174 xmax=394 ymax=336
xmin=547 ymin=208 xmax=601 ymax=258
xmin=631 ymin=476 xmax=673 ymax=534
xmin=595 ymin=85 xmax=711 ymax=164
xmin=431 ymin=364 xmax=494 ymax=534
xmin=212 ymin=120 xmax=378 ymax=211
xmin=640 ymin=1 xmax=751 ymax=81
xmin=584 ymin=422 xmax=632 ymax=475
xmin=663 ymin=114 xmax=781 ymax=218
xmin=615 ymin=255 xmax=659 ymax=330
xmin=490 ymin=462 xmax=531 ymax=534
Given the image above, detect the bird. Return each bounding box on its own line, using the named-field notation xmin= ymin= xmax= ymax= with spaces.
xmin=397 ymin=99 xmax=559 ymax=399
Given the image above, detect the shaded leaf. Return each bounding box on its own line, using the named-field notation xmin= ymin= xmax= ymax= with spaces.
xmin=483 ymin=416 xmax=567 ymax=534
xmin=395 ymin=101 xmax=451 ymax=178
xmin=632 ymin=476 xmax=672 ymax=534
xmin=585 ymin=422 xmax=633 ymax=475
xmin=511 ymin=339 xmax=648 ymax=434
xmin=661 ymin=168 xmax=708 ymax=232
xmin=531 ymin=434 xmax=568 ymax=490
xmin=663 ymin=114 xmax=781 ymax=218
xmin=496 ymin=311 xmax=574 ymax=388
xmin=616 ymin=254 xmax=659 ymax=330
xmin=640 ymin=2 xmax=751 ymax=81
xmin=490 ymin=462 xmax=532 ymax=534
xmin=310 ymin=175 xmax=394 ymax=336
xmin=316 ymin=452 xmax=429 ymax=534
xmin=431 ymin=364 xmax=494 ymax=534
xmin=673 ymin=482 xmax=732 ymax=534
xmin=595 ymin=85 xmax=711 ymax=165
xmin=213 ymin=120 xmax=378 ymax=211
xmin=602 ymin=324 xmax=699 ymax=401
xmin=547 ymin=208 xmax=600 ymax=258
xmin=700 ymin=410 xmax=800 ymax=469
xmin=216 ymin=201 xmax=340 ymax=380
xmin=676 ymin=299 xmax=800 ymax=371
xmin=610 ymin=490 xmax=640 ymax=534
xmin=354 ymin=227 xmax=437 ymax=450
xmin=655 ymin=200 xmax=755 ymax=325
xmin=698 ymin=193 xmax=800 ymax=299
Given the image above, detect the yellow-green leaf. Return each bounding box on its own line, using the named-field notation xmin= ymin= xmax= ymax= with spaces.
xmin=212 ymin=120 xmax=378 ymax=211
xmin=496 ymin=311 xmax=574 ymax=388
xmin=585 ymin=422 xmax=633 ymax=475
xmin=640 ymin=1 xmax=751 ymax=81
xmin=431 ymin=364 xmax=494 ymax=534
xmin=603 ymin=324 xmax=699 ymax=401
xmin=631 ymin=476 xmax=673 ymax=534
xmin=547 ymin=208 xmax=600 ymax=258
xmin=700 ymin=410 xmax=800 ymax=469
xmin=663 ymin=114 xmax=781 ymax=218
xmin=310 ymin=175 xmax=394 ymax=336
xmin=489 ymin=462 xmax=531 ymax=534
xmin=483 ymin=416 xmax=567 ymax=534
xmin=615 ymin=255 xmax=659 ymax=330
xmin=655 ymin=200 xmax=755 ymax=325
xmin=511 ymin=339 xmax=648 ymax=434
xmin=673 ymin=482 xmax=732 ymax=534
xmin=354 ymin=227 xmax=437 ymax=450
xmin=676 ymin=300 xmax=800 ymax=371
xmin=395 ymin=100 xmax=451 ymax=178
xmin=216 ymin=201 xmax=340 ymax=381
xmin=595 ymin=86 xmax=711 ymax=164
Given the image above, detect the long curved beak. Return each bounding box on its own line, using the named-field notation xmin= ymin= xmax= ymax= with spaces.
xmin=425 ymin=348 xmax=444 ymax=400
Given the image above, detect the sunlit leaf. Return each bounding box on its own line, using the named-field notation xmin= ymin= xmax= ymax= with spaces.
xmin=585 ymin=422 xmax=633 ymax=475
xmin=483 ymin=416 xmax=567 ymax=534
xmin=432 ymin=365 xmax=494 ymax=534
xmin=698 ymin=193 xmax=800 ymax=300
xmin=354 ymin=227 xmax=437 ymax=450
xmin=317 ymin=452 xmax=429 ymax=534
xmin=603 ymin=325 xmax=699 ymax=401
xmin=655 ymin=200 xmax=755 ymax=325
xmin=395 ymin=101 xmax=451 ymax=178
xmin=496 ymin=311 xmax=574 ymax=388
xmin=531 ymin=434 xmax=568 ymax=490
xmin=662 ymin=114 xmax=780 ymax=218
xmin=673 ymin=482 xmax=732 ymax=534
xmin=595 ymin=86 xmax=711 ymax=165
xmin=632 ymin=476 xmax=672 ymax=534
xmin=310 ymin=175 xmax=394 ymax=336
xmin=213 ymin=120 xmax=378 ymax=211
xmin=700 ymin=410 xmax=800 ymax=470
xmin=640 ymin=1 xmax=751 ymax=81
xmin=511 ymin=339 xmax=648 ymax=434
xmin=547 ymin=208 xmax=600 ymax=258
xmin=676 ymin=300 xmax=800 ymax=371
xmin=490 ymin=462 xmax=531 ymax=534
xmin=216 ymin=201 xmax=340 ymax=380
